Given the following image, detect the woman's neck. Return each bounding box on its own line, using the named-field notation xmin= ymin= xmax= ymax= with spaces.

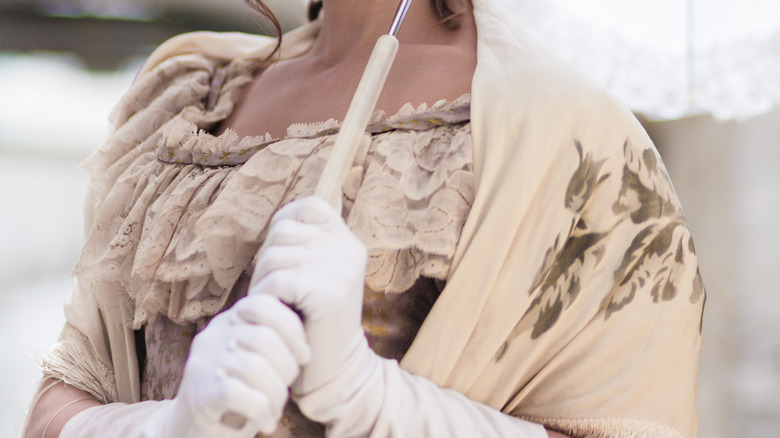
xmin=215 ymin=0 xmax=477 ymax=139
xmin=310 ymin=0 xmax=468 ymax=66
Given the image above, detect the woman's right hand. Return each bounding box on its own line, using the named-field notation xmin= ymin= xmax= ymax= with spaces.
xmin=50 ymin=293 xmax=310 ymax=438
xmin=163 ymin=292 xmax=312 ymax=437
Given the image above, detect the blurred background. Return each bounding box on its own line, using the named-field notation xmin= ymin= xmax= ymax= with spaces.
xmin=1 ymin=0 xmax=778 ymax=436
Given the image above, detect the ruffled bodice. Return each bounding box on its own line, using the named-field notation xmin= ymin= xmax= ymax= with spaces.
xmin=72 ymin=50 xmax=474 ymax=329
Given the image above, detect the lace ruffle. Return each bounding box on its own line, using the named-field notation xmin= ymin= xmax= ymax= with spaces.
xmin=73 ymin=51 xmax=474 ymax=327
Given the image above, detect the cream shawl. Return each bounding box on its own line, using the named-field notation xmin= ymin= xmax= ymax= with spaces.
xmin=44 ymin=0 xmax=705 ymax=437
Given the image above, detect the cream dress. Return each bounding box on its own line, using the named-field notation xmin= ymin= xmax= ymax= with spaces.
xmin=41 ymin=0 xmax=706 ymax=435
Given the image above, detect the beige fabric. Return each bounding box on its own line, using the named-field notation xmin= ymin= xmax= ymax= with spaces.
xmin=42 ymin=0 xmax=704 ymax=436
xmin=396 ymin=2 xmax=704 ymax=437
xmin=70 ymin=89 xmax=471 ymax=329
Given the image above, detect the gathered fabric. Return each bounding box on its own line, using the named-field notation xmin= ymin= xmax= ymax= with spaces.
xmin=71 ymin=83 xmax=472 ymax=330
xmin=41 ymin=0 xmax=705 ymax=436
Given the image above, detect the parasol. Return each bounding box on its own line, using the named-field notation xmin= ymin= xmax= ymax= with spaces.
xmin=501 ymin=0 xmax=780 ymax=121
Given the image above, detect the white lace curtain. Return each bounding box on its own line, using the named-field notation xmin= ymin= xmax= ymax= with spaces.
xmin=501 ymin=0 xmax=780 ymax=121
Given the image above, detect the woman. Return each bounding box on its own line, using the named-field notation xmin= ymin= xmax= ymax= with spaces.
xmin=24 ymin=0 xmax=705 ymax=436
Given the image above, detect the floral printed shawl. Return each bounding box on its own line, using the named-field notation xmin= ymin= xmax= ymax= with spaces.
xmin=43 ymin=0 xmax=704 ymax=436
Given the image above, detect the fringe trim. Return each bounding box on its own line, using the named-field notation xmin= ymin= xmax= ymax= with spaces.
xmin=521 ymin=415 xmax=687 ymax=438
xmin=41 ymin=324 xmax=118 ymax=404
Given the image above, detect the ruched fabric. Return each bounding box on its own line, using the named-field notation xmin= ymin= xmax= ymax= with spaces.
xmin=72 ymin=50 xmax=472 ymax=330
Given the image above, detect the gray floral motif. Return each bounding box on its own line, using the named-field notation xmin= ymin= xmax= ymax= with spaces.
xmin=523 ymin=226 xmax=610 ymax=339
xmin=601 ymin=141 xmax=704 ymax=321
xmin=611 ymin=143 xmax=679 ymax=224
xmin=565 ymin=140 xmax=608 ymax=213
xmin=499 ymin=138 xmax=705 ymax=352
xmin=514 ymin=140 xmax=612 ymax=340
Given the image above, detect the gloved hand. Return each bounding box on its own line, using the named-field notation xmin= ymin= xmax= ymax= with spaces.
xmin=251 ymin=195 xmax=368 ymax=403
xmin=60 ymin=293 xmax=311 ymax=438
xmin=252 ymin=196 xmax=548 ymax=437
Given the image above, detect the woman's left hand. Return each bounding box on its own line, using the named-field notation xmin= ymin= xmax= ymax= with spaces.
xmin=249 ymin=196 xmax=370 ymax=409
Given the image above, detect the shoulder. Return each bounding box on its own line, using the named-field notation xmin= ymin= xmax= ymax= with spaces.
xmin=108 ymin=29 xmax=286 ymax=135
xmin=136 ymin=22 xmax=321 ymax=80
xmin=85 ymin=32 xmax=277 ymax=210
xmin=136 ymin=31 xmax=273 ymax=78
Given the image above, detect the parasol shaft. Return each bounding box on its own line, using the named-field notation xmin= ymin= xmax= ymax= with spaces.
xmin=388 ymin=0 xmax=414 ymax=37
xmin=315 ymin=0 xmax=413 ymax=208
xmin=221 ymin=0 xmax=413 ymax=430
xmin=314 ymin=34 xmax=399 ymax=207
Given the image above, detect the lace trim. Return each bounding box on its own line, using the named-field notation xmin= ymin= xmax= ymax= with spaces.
xmin=74 ymin=50 xmax=474 ymax=328
xmin=156 ymin=94 xmax=472 ymax=167
xmin=288 ymin=93 xmax=472 ymax=138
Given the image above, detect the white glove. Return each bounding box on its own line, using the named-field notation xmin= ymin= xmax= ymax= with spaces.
xmin=252 ymin=196 xmax=548 ymax=437
xmin=60 ymin=293 xmax=311 ymax=438
xmin=251 ymin=196 xmax=368 ymax=400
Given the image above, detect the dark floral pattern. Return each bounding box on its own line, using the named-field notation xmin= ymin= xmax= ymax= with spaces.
xmin=602 ymin=141 xmax=704 ymax=321
xmin=504 ymin=138 xmax=705 ymax=347
xmin=565 ymin=140 xmax=608 ymax=213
